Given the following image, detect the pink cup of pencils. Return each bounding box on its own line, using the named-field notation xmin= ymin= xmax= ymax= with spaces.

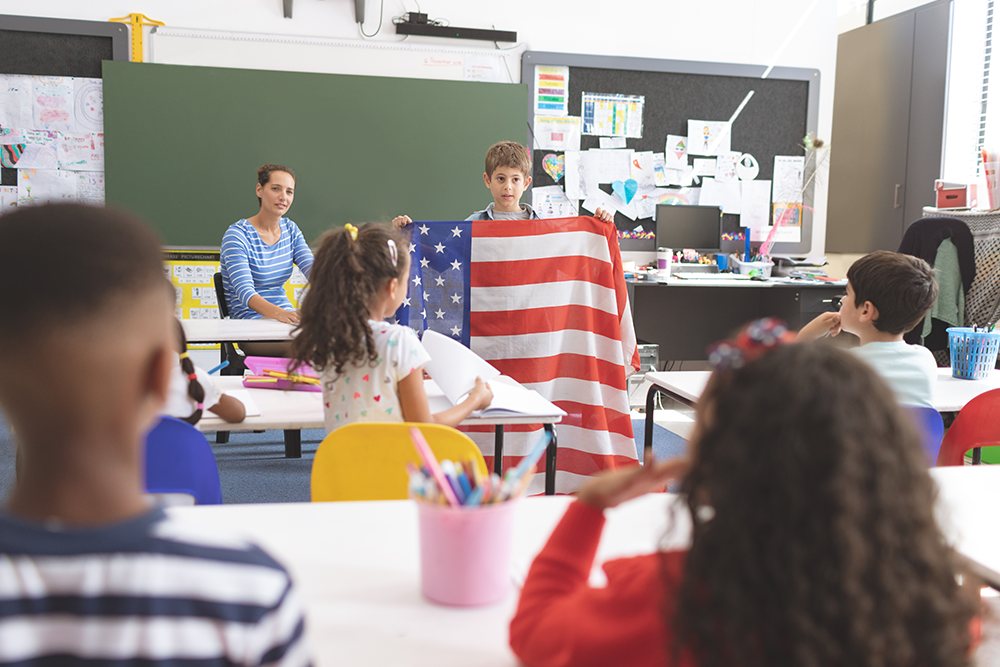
xmin=407 ymin=427 xmax=550 ymax=606
xmin=416 ymin=500 xmax=517 ymax=606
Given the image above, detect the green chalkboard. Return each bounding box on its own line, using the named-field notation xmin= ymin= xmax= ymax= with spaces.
xmin=102 ymin=61 xmax=528 ymax=246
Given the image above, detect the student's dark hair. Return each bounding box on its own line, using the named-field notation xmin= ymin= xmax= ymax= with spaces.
xmin=847 ymin=250 xmax=938 ymax=334
xmin=0 ymin=203 xmax=165 ymax=345
xmin=671 ymin=342 xmax=975 ymax=667
xmin=174 ymin=318 xmax=206 ymax=425
xmin=256 ymin=163 xmax=296 ymax=206
xmin=290 ymin=223 xmax=407 ymax=377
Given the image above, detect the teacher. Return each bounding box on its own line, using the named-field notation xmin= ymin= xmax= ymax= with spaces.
xmin=220 ymin=163 xmax=314 ymax=324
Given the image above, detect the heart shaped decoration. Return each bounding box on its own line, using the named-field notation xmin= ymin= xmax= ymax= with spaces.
xmin=612 ymin=178 xmax=639 ymax=204
xmin=542 ymin=153 xmax=565 ymax=183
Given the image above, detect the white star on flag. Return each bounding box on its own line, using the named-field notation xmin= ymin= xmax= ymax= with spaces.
xmin=450 ymin=293 xmax=462 ymax=303
xmin=423 ymin=290 xmax=429 ymax=301
xmin=435 ymin=309 xmax=445 ymax=319
xmin=434 ymin=242 xmax=446 ymax=254
xmin=450 ymin=259 xmax=462 ymax=271
xmin=411 ymin=275 xmax=421 ymax=286
xmin=451 ymin=226 xmax=463 ymax=237
xmin=418 ymin=224 xmax=430 ymax=235
xmin=409 ymin=243 xmax=416 ymax=253
xmin=451 ymin=325 xmax=462 ymax=336
xmin=435 ymin=276 xmax=445 ymax=286
xmin=420 ymin=309 xmax=427 ymax=318
xmin=420 ymin=257 xmax=430 ymax=268
xmin=403 ymin=297 xmax=411 ymax=307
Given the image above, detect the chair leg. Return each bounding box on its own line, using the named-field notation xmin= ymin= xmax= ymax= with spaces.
xmin=284 ymin=429 xmax=302 ymax=458
xmin=215 ymin=432 xmax=230 ymax=444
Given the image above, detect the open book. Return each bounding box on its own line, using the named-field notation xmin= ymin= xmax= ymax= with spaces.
xmin=421 ymin=330 xmax=564 ymax=418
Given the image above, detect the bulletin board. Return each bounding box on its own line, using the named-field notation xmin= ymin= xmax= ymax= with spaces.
xmin=0 ymin=14 xmax=127 ymax=209
xmin=521 ymin=52 xmax=820 ymax=256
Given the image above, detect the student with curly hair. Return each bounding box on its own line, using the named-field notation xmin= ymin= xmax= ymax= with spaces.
xmin=290 ymin=222 xmax=492 ymax=432
xmin=510 ymin=319 xmax=976 ymax=667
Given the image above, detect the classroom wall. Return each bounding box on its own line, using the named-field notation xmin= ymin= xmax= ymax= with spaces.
xmin=0 ymin=0 xmax=838 ymax=258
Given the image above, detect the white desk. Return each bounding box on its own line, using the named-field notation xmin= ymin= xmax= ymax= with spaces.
xmin=199 ymin=377 xmax=566 ymax=494
xmin=166 ymin=466 xmax=1000 ymax=666
xmin=181 ymin=318 xmax=295 ymax=344
xmin=642 ymin=368 xmax=1000 ymax=453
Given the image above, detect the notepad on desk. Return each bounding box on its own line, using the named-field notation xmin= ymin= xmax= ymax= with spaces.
xmin=672 ymin=272 xmax=752 ymax=280
xmin=422 ymin=330 xmax=562 ymax=417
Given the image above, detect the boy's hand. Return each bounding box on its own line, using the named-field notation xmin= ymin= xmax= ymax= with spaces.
xmin=577 ymin=457 xmax=690 ymax=511
xmin=594 ymin=208 xmax=615 ymax=223
xmin=468 ymin=377 xmax=493 ymax=410
xmin=391 ymin=215 xmax=412 ymax=229
xmin=797 ymin=311 xmax=841 ymax=341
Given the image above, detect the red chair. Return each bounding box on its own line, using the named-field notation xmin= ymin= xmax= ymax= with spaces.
xmin=936 ymin=388 xmax=1000 ymax=466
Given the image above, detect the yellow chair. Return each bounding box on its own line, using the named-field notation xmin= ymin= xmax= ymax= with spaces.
xmin=310 ymin=422 xmax=489 ymax=502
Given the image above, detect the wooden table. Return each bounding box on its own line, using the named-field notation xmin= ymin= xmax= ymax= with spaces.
xmin=167 ymin=466 xmax=1000 ymax=666
xmin=199 ymin=377 xmax=566 ymax=494
xmin=642 ymin=368 xmax=1000 ymax=453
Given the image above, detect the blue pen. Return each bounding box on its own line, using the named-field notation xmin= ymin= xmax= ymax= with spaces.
xmin=455 ymin=468 xmax=473 ymax=500
xmin=207 ymin=360 xmax=230 ymax=375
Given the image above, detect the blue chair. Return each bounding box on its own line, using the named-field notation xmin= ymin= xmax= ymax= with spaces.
xmin=906 ymin=406 xmax=945 ymax=466
xmin=144 ymin=416 xmax=223 ymax=505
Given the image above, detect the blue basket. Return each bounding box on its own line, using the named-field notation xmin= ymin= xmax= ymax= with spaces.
xmin=947 ymin=327 xmax=1000 ymax=380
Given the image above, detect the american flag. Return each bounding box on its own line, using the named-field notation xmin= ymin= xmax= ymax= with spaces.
xmin=396 ymin=216 xmax=640 ymax=493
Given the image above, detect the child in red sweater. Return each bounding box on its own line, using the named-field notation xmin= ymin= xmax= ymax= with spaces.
xmin=510 ymin=319 xmax=976 ymax=667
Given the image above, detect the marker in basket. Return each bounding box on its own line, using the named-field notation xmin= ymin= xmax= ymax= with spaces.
xmin=409 ymin=428 xmax=461 ymax=507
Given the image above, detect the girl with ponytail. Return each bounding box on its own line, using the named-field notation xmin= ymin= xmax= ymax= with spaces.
xmin=291 ymin=222 xmax=492 ymax=432
xmin=164 ymin=318 xmax=247 ymax=425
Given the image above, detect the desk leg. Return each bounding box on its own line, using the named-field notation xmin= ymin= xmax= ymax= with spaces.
xmin=216 ymin=432 xmax=230 ymax=444
xmin=494 ymin=426 xmax=504 ymax=475
xmin=643 ymin=384 xmax=660 ymax=465
xmin=544 ymin=424 xmax=557 ymax=496
xmin=284 ymin=429 xmax=302 ymax=459
xmin=973 ymin=447 xmax=982 ymax=465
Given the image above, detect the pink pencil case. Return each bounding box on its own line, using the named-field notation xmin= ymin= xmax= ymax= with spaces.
xmin=242 ymin=356 xmax=322 ymax=393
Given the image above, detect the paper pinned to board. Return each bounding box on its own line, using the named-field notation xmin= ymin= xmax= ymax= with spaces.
xmin=714 ymin=151 xmax=740 ymax=182
xmin=652 ymin=153 xmax=668 ymax=187
xmin=76 ymin=172 xmax=105 ymax=204
xmin=17 ymin=168 xmax=77 ymax=205
xmin=0 ymin=75 xmax=33 ymax=128
xmin=699 ymin=177 xmax=741 ymax=214
xmin=687 ymin=120 xmax=731 ymax=156
xmin=692 ymin=158 xmax=717 ymax=177
xmin=582 ymin=148 xmax=633 ymax=184
xmin=73 ymin=78 xmax=104 ymax=133
xmin=533 ymin=115 xmax=581 ymax=152
xmin=532 ymin=185 xmax=578 ymax=218
xmin=772 ymin=155 xmax=805 ymax=203
xmin=534 ymin=65 xmax=570 ymax=116
xmin=740 ymin=179 xmax=772 ymax=241
xmin=32 ymin=76 xmax=75 ymax=133
xmin=599 ymin=136 xmax=627 ymax=149
xmin=630 ymin=151 xmax=656 ymax=189
xmin=665 ymin=134 xmax=688 ymax=169
xmin=564 ymin=150 xmax=584 ymax=200
xmin=581 ymin=92 xmax=644 ymax=138
xmin=581 ymin=189 xmax=621 ymax=219
xmin=56 ymin=132 xmax=104 ymax=171
xmin=0 ymin=186 xmax=16 ymax=210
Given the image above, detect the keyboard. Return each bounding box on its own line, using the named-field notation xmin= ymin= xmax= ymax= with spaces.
xmin=672 ymin=272 xmax=752 ymax=280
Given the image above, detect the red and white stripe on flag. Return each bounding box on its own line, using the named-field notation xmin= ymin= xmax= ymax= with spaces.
xmin=465 ymin=216 xmax=640 ymax=493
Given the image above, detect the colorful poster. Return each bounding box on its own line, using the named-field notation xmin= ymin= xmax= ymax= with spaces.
xmin=687 ymin=120 xmax=731 ymax=156
xmin=11 ymin=129 xmax=60 ymax=170
xmin=581 ymin=92 xmax=644 ymax=138
xmin=534 ymin=65 xmax=569 ymax=116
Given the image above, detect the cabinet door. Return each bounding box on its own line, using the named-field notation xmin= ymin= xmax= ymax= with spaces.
xmin=827 ymin=12 xmax=915 ymax=252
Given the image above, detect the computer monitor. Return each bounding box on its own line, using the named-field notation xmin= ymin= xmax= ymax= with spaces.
xmin=655 ymin=205 xmax=722 ymax=252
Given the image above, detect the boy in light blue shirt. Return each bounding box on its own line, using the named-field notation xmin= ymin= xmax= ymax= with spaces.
xmin=798 ymin=251 xmax=939 ymax=407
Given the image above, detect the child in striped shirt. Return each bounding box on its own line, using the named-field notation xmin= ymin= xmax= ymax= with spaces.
xmin=0 ymin=203 xmax=310 ymax=666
